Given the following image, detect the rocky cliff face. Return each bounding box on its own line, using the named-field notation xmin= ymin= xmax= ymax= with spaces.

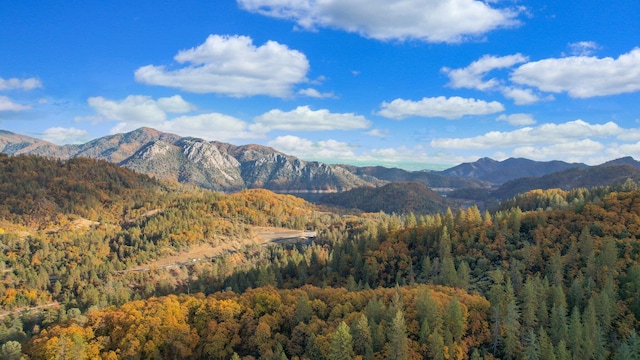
xmin=0 ymin=128 xmax=373 ymax=192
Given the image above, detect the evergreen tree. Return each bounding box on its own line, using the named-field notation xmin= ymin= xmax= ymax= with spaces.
xmin=616 ymin=330 xmax=640 ymax=360
xmin=550 ymin=304 xmax=568 ymax=346
xmin=350 ymin=314 xmax=373 ymax=360
xmin=521 ymin=277 xmax=539 ymax=332
xmin=523 ymin=329 xmax=540 ymax=360
xmin=428 ymin=329 xmax=446 ymax=360
xmin=305 ymin=333 xmax=325 ymax=360
xmin=387 ymin=309 xmax=409 ymax=360
xmin=503 ymin=300 xmax=521 ymax=359
xmin=328 ymin=322 xmax=354 ymax=360
xmin=444 ymin=295 xmax=465 ymax=343
xmin=0 ymin=341 xmax=21 ymax=360
xmin=567 ymin=306 xmax=584 ymax=359
xmin=538 ymin=327 xmax=557 ymax=360
xmin=556 ymin=340 xmax=571 ymax=360
xmin=294 ymin=293 xmax=312 ymax=324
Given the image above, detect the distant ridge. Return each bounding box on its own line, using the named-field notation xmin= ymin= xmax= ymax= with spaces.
xmin=439 ymin=157 xmax=589 ymax=184
xmin=600 ymin=156 xmax=640 ymax=168
xmin=0 ymin=128 xmax=373 ymax=192
xmin=318 ymin=182 xmax=451 ymax=214
xmin=0 ymin=127 xmax=637 ymax=197
xmin=491 ymin=164 xmax=640 ymax=200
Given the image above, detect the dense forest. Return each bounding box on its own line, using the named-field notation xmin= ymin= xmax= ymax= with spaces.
xmin=318 ymin=182 xmax=451 ymax=215
xmin=1 ymin=154 xmax=640 ymax=359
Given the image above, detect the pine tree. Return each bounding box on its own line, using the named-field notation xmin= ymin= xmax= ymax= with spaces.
xmin=305 ymin=333 xmax=324 ymax=360
xmin=568 ymin=306 xmax=584 ymax=359
xmin=328 ymin=322 xmax=354 ymax=360
xmin=428 ymin=329 xmax=446 ymax=360
xmin=615 ymin=330 xmax=640 ymax=360
xmin=444 ymin=295 xmax=465 ymax=343
xmin=523 ymin=329 xmax=540 ymax=360
xmin=294 ymin=293 xmax=312 ymax=325
xmin=387 ymin=309 xmax=409 ymax=360
xmin=538 ymin=327 xmax=557 ymax=360
xmin=550 ymin=304 xmax=568 ymax=346
xmin=0 ymin=341 xmax=21 ymax=360
xmin=350 ymin=314 xmax=373 ymax=360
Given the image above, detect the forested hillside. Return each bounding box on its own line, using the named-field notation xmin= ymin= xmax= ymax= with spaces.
xmin=2 ymin=154 xmax=640 ymax=359
xmin=318 ymin=182 xmax=451 ymax=215
xmin=0 ymin=155 xmax=320 ymax=358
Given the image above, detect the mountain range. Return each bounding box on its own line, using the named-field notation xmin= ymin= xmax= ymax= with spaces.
xmin=1 ymin=127 xmax=639 ymax=199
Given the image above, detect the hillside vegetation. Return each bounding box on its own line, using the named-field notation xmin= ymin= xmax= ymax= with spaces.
xmin=318 ymin=182 xmax=451 ymax=215
xmin=1 ymin=154 xmax=640 ymax=359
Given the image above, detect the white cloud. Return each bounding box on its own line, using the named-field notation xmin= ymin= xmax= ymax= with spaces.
xmin=365 ymin=129 xmax=388 ymax=137
xmin=42 ymin=127 xmax=89 ymax=145
xmin=501 ymin=87 xmax=545 ymax=105
xmin=297 ymin=88 xmax=336 ymax=98
xmin=431 ymin=119 xmax=623 ymax=149
xmin=254 ymin=105 xmax=371 ymax=131
xmin=135 ymin=34 xmax=309 ymax=98
xmin=511 ymin=48 xmax=640 ymax=98
xmin=567 ymin=41 xmax=599 ymax=56
xmin=617 ymin=128 xmax=640 ymax=142
xmin=156 ymin=95 xmax=196 ymax=113
xmin=87 ymin=94 xmax=263 ymax=142
xmin=0 ymin=77 xmax=42 ymax=91
xmin=0 ymin=96 xmax=31 ymax=111
xmin=511 ymin=139 xmax=605 ymax=161
xmin=377 ymin=96 xmax=504 ymax=120
xmin=496 ymin=113 xmax=536 ymax=126
xmin=87 ymin=95 xmax=194 ymax=123
xmin=238 ymin=0 xmax=521 ymax=43
xmin=442 ymin=53 xmax=528 ymax=90
xmin=268 ymin=135 xmax=358 ymax=161
xmin=110 ymin=112 xmax=263 ymax=143
xmin=268 ymin=135 xmax=468 ymax=169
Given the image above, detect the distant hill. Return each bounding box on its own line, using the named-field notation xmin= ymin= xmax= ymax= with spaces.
xmin=2 ymin=128 xmax=638 ymax=198
xmin=318 ymin=182 xmax=451 ymax=214
xmin=491 ymin=164 xmax=640 ymax=200
xmin=439 ymin=157 xmax=588 ymax=184
xmin=0 ymin=128 xmax=371 ymax=192
xmin=341 ymin=165 xmax=489 ymax=189
xmin=600 ymin=156 xmax=640 ymax=168
xmin=0 ymin=153 xmax=163 ymax=224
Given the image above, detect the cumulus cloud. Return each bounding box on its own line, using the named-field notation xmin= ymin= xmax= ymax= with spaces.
xmin=365 ymin=129 xmax=388 ymax=137
xmin=297 ymin=88 xmax=336 ymax=98
xmin=567 ymin=41 xmax=599 ymax=56
xmin=511 ymin=48 xmax=640 ymax=98
xmin=268 ymin=135 xmax=358 ymax=161
xmin=442 ymin=54 xmax=528 ymax=90
xmin=268 ymin=135 xmax=467 ymax=169
xmin=0 ymin=76 xmax=42 ymax=91
xmin=112 ymin=112 xmax=263 ymax=142
xmin=238 ymin=0 xmax=521 ymax=43
xmin=135 ymin=34 xmax=309 ymax=97
xmin=510 ymin=139 xmax=605 ymax=161
xmin=87 ymin=94 xmax=262 ymax=142
xmin=0 ymin=96 xmax=31 ymax=111
xmin=42 ymin=127 xmax=89 ymax=144
xmin=496 ymin=113 xmax=536 ymax=126
xmin=253 ymin=106 xmax=371 ymax=131
xmin=377 ymin=96 xmax=504 ymax=120
xmin=501 ymin=87 xmax=545 ymax=105
xmin=87 ymin=95 xmax=194 ymax=123
xmin=430 ymin=119 xmax=623 ymax=149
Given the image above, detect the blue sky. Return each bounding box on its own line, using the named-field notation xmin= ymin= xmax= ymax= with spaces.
xmin=1 ymin=0 xmax=640 ymax=170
